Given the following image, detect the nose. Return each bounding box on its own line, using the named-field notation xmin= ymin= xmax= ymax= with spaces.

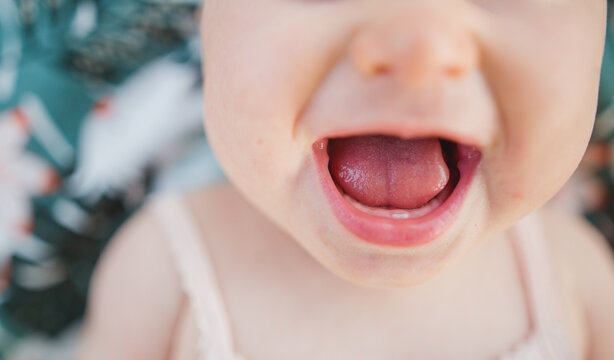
xmin=350 ymin=8 xmax=479 ymax=87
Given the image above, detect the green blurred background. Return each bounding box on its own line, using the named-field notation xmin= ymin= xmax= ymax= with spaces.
xmin=1 ymin=1 xmax=614 ymax=359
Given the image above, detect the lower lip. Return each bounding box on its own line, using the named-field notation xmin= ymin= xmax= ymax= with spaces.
xmin=313 ymin=140 xmax=481 ymax=248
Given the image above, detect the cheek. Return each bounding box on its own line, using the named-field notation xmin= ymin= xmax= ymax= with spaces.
xmin=202 ymin=1 xmax=358 ymax=134
xmin=204 ymin=6 xmax=306 ymax=115
xmin=204 ymin=113 xmax=273 ymax=183
xmin=201 ymin=3 xmax=359 ymax=203
xmin=479 ymin=4 xmax=604 ymax=216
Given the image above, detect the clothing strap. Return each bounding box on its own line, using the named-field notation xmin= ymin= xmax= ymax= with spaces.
xmin=150 ymin=194 xmax=244 ymax=360
xmin=510 ymin=212 xmax=578 ymax=360
xmin=150 ymin=193 xmax=577 ymax=360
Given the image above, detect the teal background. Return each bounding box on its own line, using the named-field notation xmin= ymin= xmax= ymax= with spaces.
xmin=1 ymin=0 xmax=614 ymax=358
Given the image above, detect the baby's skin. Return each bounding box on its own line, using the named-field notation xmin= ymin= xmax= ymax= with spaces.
xmin=78 ymin=1 xmax=614 ymax=359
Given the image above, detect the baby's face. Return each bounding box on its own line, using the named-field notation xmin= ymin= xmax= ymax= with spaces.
xmin=201 ymin=0 xmax=606 ymax=287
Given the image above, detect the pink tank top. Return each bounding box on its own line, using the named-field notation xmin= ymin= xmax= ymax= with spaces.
xmin=150 ymin=194 xmax=579 ymax=360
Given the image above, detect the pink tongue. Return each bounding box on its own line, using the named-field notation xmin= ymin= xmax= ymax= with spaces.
xmin=328 ymin=136 xmax=450 ymax=209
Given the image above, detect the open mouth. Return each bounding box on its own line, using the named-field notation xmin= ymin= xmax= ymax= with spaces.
xmin=313 ymin=135 xmax=481 ymax=247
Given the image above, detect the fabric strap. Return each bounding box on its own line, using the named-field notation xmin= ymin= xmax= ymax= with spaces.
xmin=150 ymin=193 xmax=244 ymax=360
xmin=152 ymin=193 xmax=578 ymax=360
xmin=509 ymin=212 xmax=578 ymax=360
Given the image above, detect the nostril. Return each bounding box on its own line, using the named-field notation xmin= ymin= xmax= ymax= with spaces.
xmin=372 ymin=64 xmax=391 ymax=76
xmin=350 ymin=32 xmax=391 ymax=78
xmin=349 ymin=13 xmax=479 ymax=85
xmin=442 ymin=39 xmax=479 ymax=79
xmin=445 ymin=65 xmax=465 ymax=78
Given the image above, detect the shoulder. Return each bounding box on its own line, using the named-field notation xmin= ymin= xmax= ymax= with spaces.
xmin=540 ymin=207 xmax=614 ymax=360
xmin=185 ymin=181 xmax=255 ymax=220
xmin=540 ymin=206 xmax=612 ymax=270
xmin=77 ymin=196 xmax=185 ymax=360
xmin=184 ymin=181 xmax=277 ymax=246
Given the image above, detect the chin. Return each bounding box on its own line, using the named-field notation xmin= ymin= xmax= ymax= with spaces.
xmin=307 ymin=221 xmax=479 ymax=289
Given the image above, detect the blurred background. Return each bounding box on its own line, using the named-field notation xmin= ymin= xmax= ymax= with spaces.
xmin=1 ymin=0 xmax=614 ymax=359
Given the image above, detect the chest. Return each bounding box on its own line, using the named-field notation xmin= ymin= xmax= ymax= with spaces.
xmin=168 ymin=240 xmax=532 ymax=360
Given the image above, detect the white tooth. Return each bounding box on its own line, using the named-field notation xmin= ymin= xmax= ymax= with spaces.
xmin=392 ymin=213 xmax=410 ymax=219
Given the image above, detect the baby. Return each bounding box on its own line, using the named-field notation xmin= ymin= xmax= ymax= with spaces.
xmin=77 ymin=1 xmax=614 ymax=359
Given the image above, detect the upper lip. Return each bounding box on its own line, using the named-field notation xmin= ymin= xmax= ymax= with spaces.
xmin=296 ymin=87 xmax=495 ymax=150
xmin=294 ymin=63 xmax=496 ymax=151
xmin=314 ymin=121 xmax=484 ymax=149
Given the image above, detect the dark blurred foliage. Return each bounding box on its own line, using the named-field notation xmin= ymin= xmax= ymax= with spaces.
xmin=0 ymin=0 xmax=200 ymax=357
xmin=586 ymin=2 xmax=614 ymax=244
xmin=1 ymin=0 xmax=614 ymax=359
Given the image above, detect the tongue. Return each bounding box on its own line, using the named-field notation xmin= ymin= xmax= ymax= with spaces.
xmin=328 ymin=136 xmax=450 ymax=209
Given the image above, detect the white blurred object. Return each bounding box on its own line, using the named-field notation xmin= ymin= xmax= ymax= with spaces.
xmin=66 ymin=57 xmax=204 ymax=201
xmin=70 ymin=0 xmax=98 ymax=38
xmin=0 ymin=108 xmax=58 ymax=261
xmin=0 ymin=0 xmax=21 ymax=101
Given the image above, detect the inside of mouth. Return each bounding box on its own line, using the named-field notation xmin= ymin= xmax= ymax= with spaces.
xmin=327 ymin=135 xmax=460 ymax=214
